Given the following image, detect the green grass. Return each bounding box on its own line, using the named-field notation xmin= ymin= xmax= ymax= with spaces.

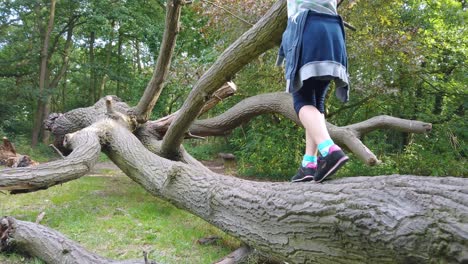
xmin=0 ymin=174 xmax=240 ymax=264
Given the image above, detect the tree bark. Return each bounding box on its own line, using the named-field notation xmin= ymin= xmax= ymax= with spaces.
xmin=98 ymin=20 xmax=115 ymax=99
xmin=0 ymin=217 xmax=156 ymax=264
xmin=89 ymin=31 xmax=97 ymax=104
xmin=44 ymin=91 xmax=431 ymax=166
xmin=31 ymin=0 xmax=57 ymax=147
xmin=3 ymin=0 xmax=466 ymax=263
xmin=160 ymin=0 xmax=287 ymax=159
xmin=42 ymin=18 xmax=76 ymax=144
xmin=133 ymin=0 xmax=185 ymax=122
xmin=0 ymin=126 xmax=101 ymax=193
xmin=2 ymin=118 xmax=466 ymax=263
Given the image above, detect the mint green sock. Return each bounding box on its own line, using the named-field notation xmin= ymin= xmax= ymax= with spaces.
xmin=302 ymin=154 xmax=317 ymax=167
xmin=318 ymin=139 xmax=334 ymax=157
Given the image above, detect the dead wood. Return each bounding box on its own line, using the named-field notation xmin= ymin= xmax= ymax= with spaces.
xmin=0 ymin=124 xmax=102 ymax=193
xmin=1 ymin=137 xmax=38 ymax=168
xmin=185 ymin=92 xmax=431 ymax=165
xmin=0 ymin=137 xmax=17 ymax=165
xmin=2 ymin=0 xmax=465 ymax=263
xmin=0 ymin=216 xmax=157 ymax=264
xmin=140 ymin=82 xmax=237 ymax=139
xmin=214 ymin=246 xmax=253 ymax=264
xmin=1 ymin=118 xmax=466 ymax=263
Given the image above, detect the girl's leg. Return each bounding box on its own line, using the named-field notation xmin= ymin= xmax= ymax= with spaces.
xmin=311 ymin=80 xmax=349 ymax=182
xmin=292 ymin=79 xmax=348 ymax=182
xmin=299 ymin=105 xmax=331 ymax=153
xmin=291 ymin=80 xmax=322 ymax=182
xmin=299 ymin=79 xmax=331 ymax=156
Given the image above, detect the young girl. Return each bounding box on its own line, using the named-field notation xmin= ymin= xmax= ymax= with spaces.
xmin=277 ymin=0 xmax=349 ymax=182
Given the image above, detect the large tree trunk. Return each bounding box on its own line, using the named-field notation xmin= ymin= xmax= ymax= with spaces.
xmin=1 ymin=116 xmax=466 ymax=263
xmin=2 ymin=0 xmax=466 ymax=263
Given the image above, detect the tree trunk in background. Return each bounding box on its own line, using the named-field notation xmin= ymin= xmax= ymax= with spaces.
xmin=89 ymin=31 xmax=96 ymax=104
xmin=433 ymin=92 xmax=444 ymax=116
xmin=98 ymin=20 xmax=115 ymax=99
xmin=116 ymin=29 xmax=123 ymax=97
xmin=41 ymin=17 xmax=75 ymax=144
xmin=135 ymin=40 xmax=142 ymax=74
xmin=61 ymin=70 xmax=68 ymax=112
xmin=31 ymin=0 xmax=56 ymax=147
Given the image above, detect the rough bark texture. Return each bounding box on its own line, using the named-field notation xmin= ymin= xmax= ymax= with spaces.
xmin=0 ymin=217 xmax=156 ymax=264
xmin=162 ymin=92 xmax=430 ymax=165
xmin=0 ymin=125 xmax=101 ymax=193
xmin=34 ymin=120 xmax=467 ymax=263
xmin=45 ymin=92 xmax=432 ymax=166
xmin=44 ymin=96 xmax=132 ymax=154
xmin=142 ymin=82 xmax=237 ymax=139
xmin=2 ymin=0 xmax=465 ymax=263
xmin=2 ymin=114 xmax=466 ymax=263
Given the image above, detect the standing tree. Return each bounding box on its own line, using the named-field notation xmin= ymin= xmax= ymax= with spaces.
xmin=1 ymin=0 xmax=467 ymax=263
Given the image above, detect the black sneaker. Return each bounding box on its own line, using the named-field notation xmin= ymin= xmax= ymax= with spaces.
xmin=291 ymin=163 xmax=316 ymax=182
xmin=315 ymin=145 xmax=349 ymax=183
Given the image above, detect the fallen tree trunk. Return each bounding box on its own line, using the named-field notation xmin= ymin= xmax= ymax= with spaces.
xmin=2 ymin=119 xmax=466 ymax=263
xmin=102 ymin=122 xmax=468 ymax=263
xmin=1 ymin=0 xmax=466 ymax=262
xmin=0 ymin=217 xmax=157 ymax=264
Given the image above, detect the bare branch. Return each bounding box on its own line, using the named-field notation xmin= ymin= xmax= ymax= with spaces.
xmin=181 ymin=93 xmax=430 ymax=165
xmin=0 ymin=124 xmax=102 ymax=193
xmin=1 ymin=119 xmax=465 ymax=262
xmin=346 ymin=115 xmax=433 ymax=137
xmin=133 ymin=0 xmax=184 ymax=122
xmin=189 ymin=92 xmax=299 ymax=137
xmin=214 ymin=246 xmax=253 ymax=264
xmin=142 ymin=82 xmax=237 ymax=138
xmin=200 ymin=0 xmax=254 ymax=26
xmin=160 ymin=0 xmax=287 ymax=159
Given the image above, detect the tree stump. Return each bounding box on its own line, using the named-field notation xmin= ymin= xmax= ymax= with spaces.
xmin=218 ymin=152 xmax=236 ymax=173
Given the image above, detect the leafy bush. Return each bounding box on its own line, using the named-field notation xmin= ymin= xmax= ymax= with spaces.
xmin=183 ymin=138 xmax=232 ymax=161
xmin=229 ymin=115 xmax=304 ymax=180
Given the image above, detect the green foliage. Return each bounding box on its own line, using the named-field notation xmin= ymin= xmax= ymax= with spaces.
xmin=229 ymin=115 xmax=303 ymax=180
xmin=0 ymin=0 xmax=466 ymax=179
xmin=183 ymin=138 xmax=232 ymax=161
